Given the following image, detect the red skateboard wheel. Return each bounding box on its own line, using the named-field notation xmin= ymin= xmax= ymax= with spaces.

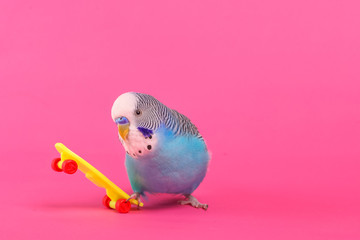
xmin=115 ymin=199 xmax=131 ymax=213
xmin=51 ymin=158 xmax=63 ymax=172
xmin=103 ymin=195 xmax=111 ymax=208
xmin=62 ymin=160 xmax=78 ymax=174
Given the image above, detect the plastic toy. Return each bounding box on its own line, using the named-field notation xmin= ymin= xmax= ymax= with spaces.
xmin=51 ymin=143 xmax=143 ymax=213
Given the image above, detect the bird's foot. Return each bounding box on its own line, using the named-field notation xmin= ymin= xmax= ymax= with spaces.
xmin=126 ymin=192 xmax=142 ymax=209
xmin=178 ymin=195 xmax=208 ymax=210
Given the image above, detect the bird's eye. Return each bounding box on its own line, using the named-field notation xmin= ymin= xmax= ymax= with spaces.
xmin=135 ymin=109 xmax=141 ymax=116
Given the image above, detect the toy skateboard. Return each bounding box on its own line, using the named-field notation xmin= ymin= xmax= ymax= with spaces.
xmin=51 ymin=143 xmax=143 ymax=213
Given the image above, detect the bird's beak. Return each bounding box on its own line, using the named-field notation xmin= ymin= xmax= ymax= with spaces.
xmin=118 ymin=124 xmax=129 ymax=140
xmin=115 ymin=117 xmax=130 ymax=140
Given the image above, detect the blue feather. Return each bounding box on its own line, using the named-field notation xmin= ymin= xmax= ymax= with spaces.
xmin=126 ymin=125 xmax=209 ymax=195
xmin=137 ymin=127 xmax=153 ymax=138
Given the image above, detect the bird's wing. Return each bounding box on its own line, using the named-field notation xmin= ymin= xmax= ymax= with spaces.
xmin=168 ymin=109 xmax=203 ymax=138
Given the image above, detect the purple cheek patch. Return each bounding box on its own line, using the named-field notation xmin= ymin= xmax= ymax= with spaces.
xmin=137 ymin=127 xmax=153 ymax=138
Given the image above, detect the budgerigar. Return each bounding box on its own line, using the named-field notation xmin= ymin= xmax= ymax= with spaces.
xmin=111 ymin=92 xmax=210 ymax=210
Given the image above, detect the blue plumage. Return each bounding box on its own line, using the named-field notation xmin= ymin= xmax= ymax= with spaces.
xmin=126 ymin=125 xmax=209 ymax=195
xmin=137 ymin=127 xmax=153 ymax=138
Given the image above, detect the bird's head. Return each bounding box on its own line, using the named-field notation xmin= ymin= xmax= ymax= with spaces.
xmin=111 ymin=92 xmax=164 ymax=141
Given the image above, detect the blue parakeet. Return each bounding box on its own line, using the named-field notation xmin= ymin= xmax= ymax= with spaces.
xmin=111 ymin=92 xmax=210 ymax=209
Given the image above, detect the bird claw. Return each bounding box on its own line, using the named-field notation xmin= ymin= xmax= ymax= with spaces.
xmin=178 ymin=195 xmax=208 ymax=210
xmin=126 ymin=192 xmax=142 ymax=209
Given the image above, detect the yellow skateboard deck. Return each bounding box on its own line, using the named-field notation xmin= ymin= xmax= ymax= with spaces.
xmin=53 ymin=143 xmax=143 ymax=210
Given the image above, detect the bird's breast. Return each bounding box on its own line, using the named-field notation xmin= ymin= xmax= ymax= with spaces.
xmin=119 ymin=126 xmax=158 ymax=159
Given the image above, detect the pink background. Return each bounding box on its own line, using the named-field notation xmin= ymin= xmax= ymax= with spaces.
xmin=1 ymin=0 xmax=359 ymax=239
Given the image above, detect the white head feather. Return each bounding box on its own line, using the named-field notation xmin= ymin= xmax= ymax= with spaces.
xmin=111 ymin=92 xmax=137 ymax=123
